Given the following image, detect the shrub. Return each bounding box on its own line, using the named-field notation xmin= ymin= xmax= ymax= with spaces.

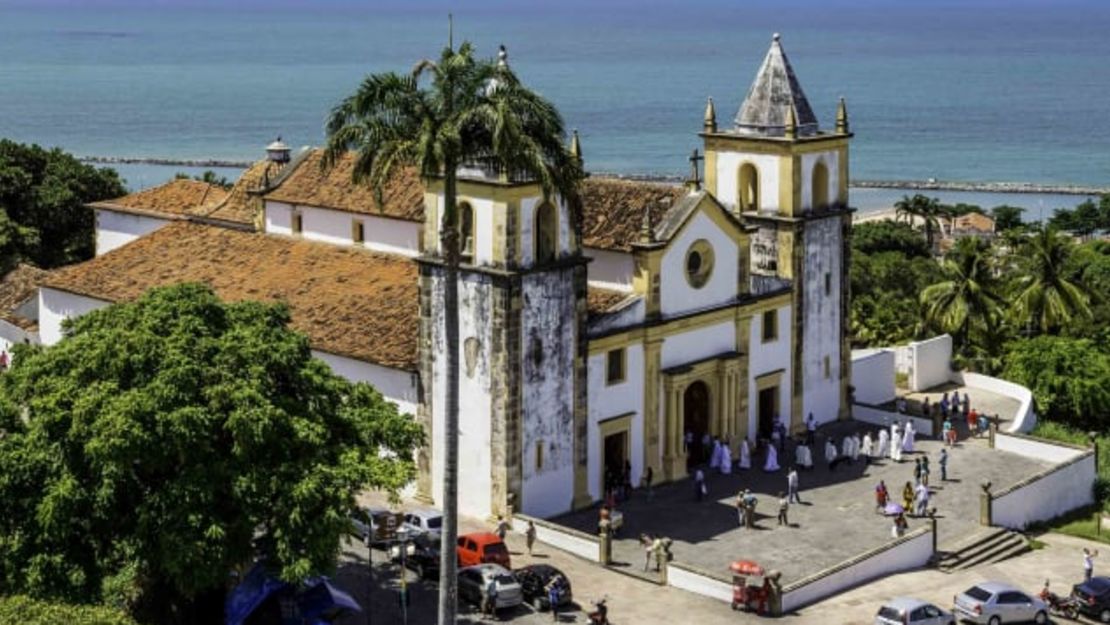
xmin=0 ymin=596 xmax=137 ymax=625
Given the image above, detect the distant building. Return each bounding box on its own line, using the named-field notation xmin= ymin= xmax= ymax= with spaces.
xmin=8 ymin=35 xmax=852 ymax=520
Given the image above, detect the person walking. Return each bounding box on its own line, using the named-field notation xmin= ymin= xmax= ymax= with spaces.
xmin=875 ymin=480 xmax=889 ymax=513
xmin=744 ymin=490 xmax=758 ymax=529
xmin=640 ymin=533 xmax=654 ymax=571
xmin=939 ymin=448 xmax=948 ymax=481
xmin=642 ymin=465 xmax=654 ymax=501
xmin=736 ymin=493 xmax=746 ymax=527
xmin=913 ymin=458 xmax=923 ymax=485
xmin=787 ymin=467 xmax=802 ymax=503
xmin=777 ymin=492 xmax=789 ymax=526
xmin=806 ymin=413 xmax=816 ymax=445
xmin=901 ymin=481 xmax=914 ymax=511
xmin=914 ymin=481 xmax=929 ymax=516
xmin=546 ymin=576 xmax=562 ymax=621
xmin=525 ymin=520 xmax=536 ymax=556
xmin=921 ymin=455 xmax=930 ymax=487
xmin=1084 ymin=548 xmax=1099 ymax=581
xmin=483 ymin=576 xmax=499 ymax=620
xmin=495 ymin=515 xmax=509 ymax=541
xmin=694 ymin=468 xmax=706 ymax=501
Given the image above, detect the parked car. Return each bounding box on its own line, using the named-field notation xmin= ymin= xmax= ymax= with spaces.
xmin=1072 ymin=575 xmax=1110 ymax=623
xmin=457 ymin=532 xmax=511 ymax=568
xmin=513 ymin=564 xmax=573 ymax=611
xmin=389 ymin=533 xmax=441 ymax=580
xmin=875 ymin=597 xmax=954 ymax=625
xmin=350 ymin=507 xmax=403 ymax=548
xmin=402 ymin=508 xmax=443 ymax=541
xmin=953 ymin=581 xmax=1048 ymax=624
xmin=457 ymin=564 xmax=523 ymax=612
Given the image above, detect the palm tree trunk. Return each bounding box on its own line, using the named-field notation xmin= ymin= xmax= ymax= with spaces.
xmin=437 ymin=164 xmax=460 ymax=625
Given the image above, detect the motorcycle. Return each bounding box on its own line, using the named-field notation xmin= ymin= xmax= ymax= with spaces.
xmin=1039 ymin=580 xmax=1078 ymax=620
xmin=587 ymin=597 xmax=610 ymax=625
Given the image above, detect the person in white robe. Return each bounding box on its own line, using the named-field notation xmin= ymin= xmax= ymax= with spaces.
xmin=841 ymin=435 xmax=852 ymax=460
xmin=709 ymin=439 xmax=722 ymax=470
xmin=861 ymin=432 xmax=874 ymax=461
xmin=877 ymin=429 xmax=890 ymax=459
xmin=763 ymin=442 xmax=780 ymax=472
xmin=719 ymin=444 xmax=733 ymax=474
xmin=891 ymin=430 xmax=903 ymax=462
xmin=796 ymin=442 xmax=813 ymax=470
xmin=739 ymin=439 xmax=752 ymax=470
xmin=825 ymin=439 xmax=838 ymax=466
xmin=902 ymin=421 xmax=915 ymax=454
xmin=851 ymin=433 xmax=862 ymax=462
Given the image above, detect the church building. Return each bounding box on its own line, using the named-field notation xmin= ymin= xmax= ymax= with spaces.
xmin=6 ymin=35 xmax=852 ymax=521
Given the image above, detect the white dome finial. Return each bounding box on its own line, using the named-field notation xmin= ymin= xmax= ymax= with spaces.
xmin=498 ymin=44 xmax=508 ymax=67
xmin=772 ymin=33 xmax=781 ymax=43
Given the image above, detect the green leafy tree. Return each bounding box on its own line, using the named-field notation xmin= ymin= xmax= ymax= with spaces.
xmin=322 ymin=42 xmax=581 ymax=624
xmin=1002 ymin=336 xmax=1110 ymax=430
xmin=894 ymin=193 xmax=947 ymax=251
xmin=174 ymin=170 xmax=232 ymax=190
xmin=1011 ymin=226 xmax=1092 ymax=335
xmin=850 ymin=250 xmax=942 ymax=347
xmin=0 ymin=139 xmax=126 ymax=268
xmin=989 ymin=205 xmax=1025 ymax=231
xmin=851 ymin=220 xmax=931 ymax=258
xmin=0 ymin=596 xmax=137 ymax=625
xmin=0 ymin=284 xmax=422 ymax=624
xmin=920 ymin=237 xmax=1003 ymax=358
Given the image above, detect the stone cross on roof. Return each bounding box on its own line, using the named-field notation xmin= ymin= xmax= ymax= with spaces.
xmin=733 ymin=33 xmax=820 ymax=138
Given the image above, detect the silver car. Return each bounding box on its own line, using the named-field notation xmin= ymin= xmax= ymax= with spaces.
xmin=402 ymin=508 xmax=443 ymax=541
xmin=876 ymin=597 xmax=954 ymax=625
xmin=953 ymin=581 xmax=1048 ymax=625
xmin=458 ymin=563 xmax=523 ymax=611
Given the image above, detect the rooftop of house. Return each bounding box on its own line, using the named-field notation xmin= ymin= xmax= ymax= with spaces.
xmin=585 ymin=286 xmax=634 ymax=320
xmin=0 ymin=263 xmax=51 ymax=331
xmin=579 ymin=177 xmax=688 ymax=252
xmin=88 ymin=178 xmax=229 ymax=219
xmin=44 ymin=222 xmax=419 ymax=370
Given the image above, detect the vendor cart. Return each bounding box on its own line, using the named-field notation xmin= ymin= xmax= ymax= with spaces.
xmin=730 ymin=560 xmax=770 ymax=615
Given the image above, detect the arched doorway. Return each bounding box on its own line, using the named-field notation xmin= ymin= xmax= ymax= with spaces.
xmin=684 ymin=381 xmax=711 ymax=467
xmin=811 ymin=161 xmax=829 ymax=210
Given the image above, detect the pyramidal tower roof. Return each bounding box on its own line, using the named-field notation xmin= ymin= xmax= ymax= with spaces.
xmin=733 ymin=34 xmax=819 ymax=138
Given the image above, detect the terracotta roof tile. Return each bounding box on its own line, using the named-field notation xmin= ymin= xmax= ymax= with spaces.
xmin=90 ymin=178 xmax=228 ymax=218
xmin=579 ymin=178 xmax=686 ymax=252
xmin=192 ymin=159 xmax=280 ymax=226
xmin=586 ymin=286 xmax=632 ymax=318
xmin=0 ymin=264 xmax=50 ymax=330
xmin=263 ymin=150 xmax=425 ymax=221
xmin=44 ymin=223 xmax=418 ymax=370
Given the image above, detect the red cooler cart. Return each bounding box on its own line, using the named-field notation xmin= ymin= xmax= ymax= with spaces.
xmin=730 ymin=560 xmax=770 ymax=615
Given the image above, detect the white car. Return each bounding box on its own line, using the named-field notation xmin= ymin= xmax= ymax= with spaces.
xmin=953 ymin=581 xmax=1048 ymax=625
xmin=876 ymin=597 xmax=954 ymax=625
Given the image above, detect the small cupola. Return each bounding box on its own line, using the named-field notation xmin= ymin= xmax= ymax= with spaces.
xmin=266 ymin=136 xmax=291 ymax=164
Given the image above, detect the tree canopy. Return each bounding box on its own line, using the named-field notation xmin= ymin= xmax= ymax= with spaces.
xmin=0 ymin=283 xmax=422 ymax=623
xmin=0 ymin=139 xmax=126 ymax=272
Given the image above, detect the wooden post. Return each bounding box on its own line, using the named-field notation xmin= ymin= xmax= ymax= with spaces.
xmin=979 ymin=481 xmax=993 ymax=526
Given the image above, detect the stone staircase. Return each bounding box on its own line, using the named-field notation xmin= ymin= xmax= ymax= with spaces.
xmin=936 ymin=527 xmax=1030 ymax=573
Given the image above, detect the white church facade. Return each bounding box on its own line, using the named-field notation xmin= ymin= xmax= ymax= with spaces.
xmin=6 ymin=35 xmax=852 ymax=521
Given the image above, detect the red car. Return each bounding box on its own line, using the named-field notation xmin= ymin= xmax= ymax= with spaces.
xmin=457 ymin=532 xmax=511 ymax=568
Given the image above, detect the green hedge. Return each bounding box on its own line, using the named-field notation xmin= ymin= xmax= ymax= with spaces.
xmin=0 ymin=596 xmax=137 ymax=625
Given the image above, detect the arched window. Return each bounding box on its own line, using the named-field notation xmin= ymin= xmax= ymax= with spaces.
xmin=738 ymin=163 xmax=760 ymax=212
xmin=534 ymin=202 xmax=558 ymax=265
xmin=458 ymin=202 xmax=474 ymax=256
xmin=811 ymin=161 xmax=829 ymax=211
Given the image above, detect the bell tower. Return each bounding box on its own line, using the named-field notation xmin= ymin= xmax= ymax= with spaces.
xmin=701 ymin=33 xmax=853 ymax=427
xmin=416 ymin=121 xmax=589 ymax=520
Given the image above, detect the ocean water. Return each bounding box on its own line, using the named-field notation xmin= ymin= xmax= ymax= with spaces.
xmin=2 ymin=0 xmax=1110 ymax=192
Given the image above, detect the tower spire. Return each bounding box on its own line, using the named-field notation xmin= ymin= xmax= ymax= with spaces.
xmin=734 ymin=32 xmax=819 ymax=137
xmin=569 ymin=129 xmax=582 ymax=163
xmin=835 ymin=97 xmax=849 ymax=134
xmin=703 ymin=96 xmax=717 ymax=133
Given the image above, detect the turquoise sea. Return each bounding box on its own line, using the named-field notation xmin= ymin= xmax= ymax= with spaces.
xmin=1 ymin=0 xmax=1108 ymax=213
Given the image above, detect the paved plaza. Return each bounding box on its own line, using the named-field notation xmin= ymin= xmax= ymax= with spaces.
xmin=552 ymin=419 xmax=1052 ymax=584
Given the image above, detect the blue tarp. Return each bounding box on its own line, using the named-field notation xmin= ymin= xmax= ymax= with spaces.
xmin=225 ymin=564 xmax=361 ymax=625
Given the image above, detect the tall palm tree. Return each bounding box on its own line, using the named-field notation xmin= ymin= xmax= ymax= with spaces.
xmin=895 ymin=194 xmax=945 ymax=252
xmin=920 ymin=237 xmax=1003 ymax=357
xmin=323 ymin=42 xmax=581 ymax=625
xmin=1011 ymin=225 xmax=1092 ymax=335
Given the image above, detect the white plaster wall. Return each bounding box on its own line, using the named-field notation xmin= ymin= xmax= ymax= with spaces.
xmin=661 ymin=321 xmax=735 ymax=369
xmin=471 ymin=197 xmax=495 ymax=265
xmin=511 ymin=515 xmax=598 ymax=562
xmin=311 ymin=350 xmax=419 ymax=418
xmin=952 ymin=372 xmax=1037 ymax=433
xmin=38 ymin=288 xmax=110 ymax=346
xmin=264 ymin=201 xmax=421 ymax=256
xmin=264 ymin=200 xmax=295 ymax=235
xmin=660 ymin=210 xmax=739 ymax=317
xmin=851 ymin=349 xmax=896 ymax=405
xmin=853 ymin=405 xmax=934 ymax=438
xmin=666 ymin=564 xmax=733 ymax=604
xmin=0 ymin=319 xmax=38 ymax=356
xmin=586 ymin=342 xmax=645 ymax=502
xmin=95 ymin=209 xmax=171 ymax=256
xmin=520 ymin=270 xmax=578 ymax=518
xmin=520 ymin=195 xmax=571 ymax=267
xmin=994 ymin=433 xmax=1086 ymax=464
xmin=714 ymin=151 xmax=780 ymax=213
xmin=992 ymin=453 xmax=1096 ymax=530
xmin=586 ymin=247 xmax=635 ymax=291
xmin=909 ymin=334 xmax=952 ymax=392
xmin=748 ymin=305 xmax=794 ymax=434
xmin=800 ymin=149 xmax=840 ymax=211
xmin=800 ymin=218 xmax=843 ymax=427
xmin=780 ymin=527 xmax=934 ymax=613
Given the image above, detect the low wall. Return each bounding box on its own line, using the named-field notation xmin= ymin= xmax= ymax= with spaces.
xmin=909 ymin=335 xmax=952 ymax=391
xmin=511 ymin=514 xmax=598 ymax=563
xmin=991 ymin=448 xmax=1096 ymax=530
xmin=953 ymin=372 xmax=1036 ymax=433
xmin=994 ymin=432 xmax=1087 ymax=464
xmin=853 ymin=404 xmax=935 ymax=438
xmin=666 ymin=561 xmax=733 ymax=604
xmin=851 ymin=349 xmax=896 ymax=405
xmin=779 ymin=526 xmax=934 ymax=613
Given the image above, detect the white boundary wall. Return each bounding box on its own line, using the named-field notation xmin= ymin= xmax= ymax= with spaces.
xmin=851 ymin=349 xmax=895 ymax=405
xmin=780 ymin=526 xmax=933 ymax=613
xmin=666 ymin=562 xmax=732 ymax=603
xmin=992 ymin=450 xmax=1096 ymax=530
xmin=954 ymin=372 xmax=1037 ymax=433
xmin=853 ymin=404 xmax=934 ymax=438
xmin=511 ymin=515 xmax=598 ymax=563
xmin=994 ymin=432 xmax=1086 ymax=464
xmin=908 ymin=334 xmax=951 ymax=391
